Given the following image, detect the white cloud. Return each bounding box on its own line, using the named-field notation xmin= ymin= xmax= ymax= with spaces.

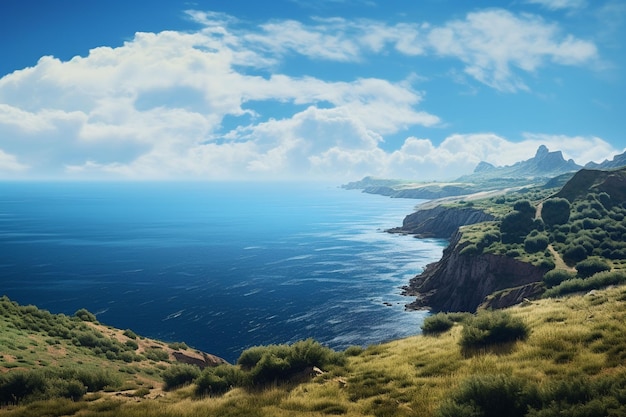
xmin=0 ymin=8 xmax=607 ymax=181
xmin=525 ymin=0 xmax=587 ymax=11
xmin=0 ymin=149 xmax=28 ymax=173
xmin=428 ymin=9 xmax=597 ymax=91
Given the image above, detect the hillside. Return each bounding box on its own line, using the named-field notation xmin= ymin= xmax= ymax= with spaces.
xmin=3 ymin=286 xmax=626 ymax=416
xmin=401 ymin=166 xmax=626 ymax=312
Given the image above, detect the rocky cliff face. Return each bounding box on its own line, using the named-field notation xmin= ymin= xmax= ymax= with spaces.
xmin=403 ymin=232 xmax=549 ymax=312
xmin=389 ymin=205 xmax=496 ymax=239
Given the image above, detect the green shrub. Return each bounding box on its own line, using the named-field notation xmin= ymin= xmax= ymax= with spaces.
xmin=460 ymin=311 xmax=529 ymax=350
xmin=575 ymin=257 xmax=611 ymax=278
xmin=237 ymin=339 xmax=345 ymax=386
xmin=525 ymin=234 xmax=549 ymax=253
xmin=421 ymin=313 xmax=454 ymax=335
xmin=168 ymin=342 xmax=188 ymax=351
xmin=74 ymin=308 xmax=97 ymax=323
xmin=563 ymin=245 xmax=588 ymax=265
xmin=459 ymin=244 xmax=481 ymax=256
xmin=344 ymin=346 xmax=364 ymax=356
xmin=144 ymin=348 xmax=169 ymax=362
xmin=195 ymin=365 xmax=246 ymax=396
xmin=122 ymin=329 xmax=138 ymax=339
xmin=543 ymin=269 xmax=575 ymax=288
xmin=162 ymin=364 xmax=201 ymax=390
xmin=543 ymin=271 xmax=626 ymax=298
xmin=542 ymin=198 xmax=570 ymax=228
xmin=437 ymin=374 xmax=539 ymax=417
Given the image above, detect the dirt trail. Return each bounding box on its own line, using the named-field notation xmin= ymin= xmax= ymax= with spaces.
xmin=536 ymin=201 xmax=575 ymax=272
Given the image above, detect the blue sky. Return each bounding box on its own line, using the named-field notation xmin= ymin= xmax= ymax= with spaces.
xmin=0 ymin=0 xmax=624 ymax=181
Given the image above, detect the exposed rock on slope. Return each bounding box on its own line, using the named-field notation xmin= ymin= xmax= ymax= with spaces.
xmin=555 ymin=167 xmax=626 ymax=203
xmin=389 ymin=205 xmax=495 ymax=239
xmin=403 ymin=232 xmax=550 ymax=312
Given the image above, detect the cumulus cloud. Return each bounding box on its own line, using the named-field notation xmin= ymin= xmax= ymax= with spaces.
xmin=427 ymin=9 xmax=597 ymax=91
xmin=0 ymin=7 xmax=607 ymax=181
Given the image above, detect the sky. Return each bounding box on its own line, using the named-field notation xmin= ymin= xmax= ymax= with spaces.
xmin=0 ymin=0 xmax=625 ymax=182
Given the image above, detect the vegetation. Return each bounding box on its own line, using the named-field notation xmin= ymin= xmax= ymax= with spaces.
xmin=4 ymin=168 xmax=626 ymax=415
xmin=6 ymin=285 xmax=626 ymax=416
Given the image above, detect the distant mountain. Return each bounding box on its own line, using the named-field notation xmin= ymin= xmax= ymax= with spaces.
xmin=585 ymin=149 xmax=626 ymax=170
xmin=456 ymin=145 xmax=582 ymax=183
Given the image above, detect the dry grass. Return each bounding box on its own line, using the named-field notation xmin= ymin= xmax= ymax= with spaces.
xmin=4 ymin=285 xmax=626 ymax=416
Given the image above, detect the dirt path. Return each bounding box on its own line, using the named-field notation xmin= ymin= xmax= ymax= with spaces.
xmin=548 ymin=244 xmax=575 ymax=272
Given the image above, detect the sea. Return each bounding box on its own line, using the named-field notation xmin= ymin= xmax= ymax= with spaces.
xmin=0 ymin=182 xmax=446 ymax=363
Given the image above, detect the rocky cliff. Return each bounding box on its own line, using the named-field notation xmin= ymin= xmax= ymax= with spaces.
xmin=389 ymin=205 xmax=496 ymax=239
xmin=403 ymin=232 xmax=550 ymax=312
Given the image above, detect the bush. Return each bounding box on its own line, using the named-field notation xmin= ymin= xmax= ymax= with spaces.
xmin=74 ymin=308 xmax=97 ymax=322
xmin=195 ymin=365 xmax=245 ymax=396
xmin=543 ymin=269 xmax=575 ymax=288
xmin=563 ymin=245 xmax=588 ymax=265
xmin=543 ymin=271 xmax=626 ymax=298
xmin=421 ymin=313 xmax=454 ymax=335
xmin=237 ymin=339 xmax=345 ymax=386
xmin=576 ymin=257 xmax=611 ymax=278
xmin=437 ymin=374 xmax=539 ymax=417
xmin=162 ymin=364 xmax=201 ymax=390
xmin=525 ymin=234 xmax=549 ymax=253
xmin=460 ymin=311 xmax=529 ymax=350
xmin=123 ymin=329 xmax=138 ymax=339
xmin=541 ymin=198 xmax=571 ymax=228
xmin=144 ymin=348 xmax=169 ymax=362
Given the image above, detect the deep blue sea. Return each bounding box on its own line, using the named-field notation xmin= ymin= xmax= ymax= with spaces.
xmin=0 ymin=182 xmax=445 ymax=363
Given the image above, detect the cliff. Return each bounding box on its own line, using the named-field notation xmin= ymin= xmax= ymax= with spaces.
xmin=389 ymin=205 xmax=496 ymax=238
xmin=403 ymin=231 xmax=550 ymax=312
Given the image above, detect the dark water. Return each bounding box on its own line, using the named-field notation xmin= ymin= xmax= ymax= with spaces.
xmin=0 ymin=182 xmax=445 ymax=362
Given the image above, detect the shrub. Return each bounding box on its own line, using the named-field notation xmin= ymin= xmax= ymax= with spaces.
xmin=195 ymin=365 xmax=245 ymax=396
xmin=543 ymin=269 xmax=575 ymax=288
xmin=421 ymin=313 xmax=454 ymax=335
xmin=437 ymin=374 xmax=539 ymax=417
xmin=123 ymin=329 xmax=138 ymax=339
xmin=460 ymin=311 xmax=529 ymax=350
xmin=144 ymin=348 xmax=169 ymax=362
xmin=74 ymin=308 xmax=97 ymax=322
xmin=237 ymin=339 xmax=344 ymax=386
xmin=543 ymin=271 xmax=626 ymax=298
xmin=563 ymin=245 xmax=588 ymax=265
xmin=168 ymin=342 xmax=188 ymax=351
xmin=525 ymin=234 xmax=549 ymax=253
xmin=459 ymin=244 xmax=481 ymax=256
xmin=162 ymin=364 xmax=201 ymax=390
xmin=541 ymin=198 xmax=571 ymax=228
xmin=576 ymin=257 xmax=611 ymax=278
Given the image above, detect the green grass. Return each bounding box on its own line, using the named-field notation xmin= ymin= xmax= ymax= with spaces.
xmin=4 ymin=286 xmax=626 ymax=415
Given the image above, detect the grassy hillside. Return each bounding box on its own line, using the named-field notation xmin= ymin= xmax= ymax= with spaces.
xmin=3 ymin=285 xmax=626 ymax=416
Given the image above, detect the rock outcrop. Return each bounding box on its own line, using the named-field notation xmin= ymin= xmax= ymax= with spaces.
xmin=389 ymin=205 xmax=496 ymax=239
xmin=172 ymin=350 xmax=228 ymax=369
xmin=403 ymin=232 xmax=550 ymax=312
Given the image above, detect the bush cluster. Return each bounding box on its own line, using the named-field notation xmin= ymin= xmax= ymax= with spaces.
xmin=0 ymin=367 xmax=121 ymax=405
xmin=438 ymin=373 xmax=626 ymax=417
xmin=543 ymin=271 xmax=626 ymax=298
xmin=161 ymin=364 xmax=201 ymax=391
xmin=460 ymin=311 xmax=529 ymax=350
xmin=192 ymin=339 xmax=345 ymax=396
xmin=421 ymin=313 xmax=454 ymax=334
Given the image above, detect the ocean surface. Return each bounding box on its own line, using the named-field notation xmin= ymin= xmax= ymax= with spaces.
xmin=0 ymin=182 xmax=445 ymax=363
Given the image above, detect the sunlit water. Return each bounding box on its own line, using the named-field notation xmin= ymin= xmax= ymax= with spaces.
xmin=0 ymin=182 xmax=445 ymax=362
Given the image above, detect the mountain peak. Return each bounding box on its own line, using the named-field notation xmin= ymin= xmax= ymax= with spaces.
xmin=535 ymin=145 xmax=549 ymax=158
